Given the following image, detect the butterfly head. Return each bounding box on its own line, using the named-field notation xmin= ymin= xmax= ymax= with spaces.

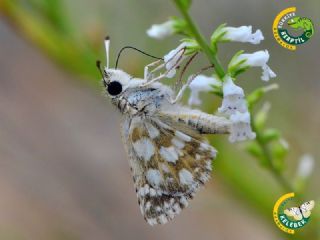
xmin=97 ymin=36 xmax=165 ymax=99
xmin=96 ymin=37 xmax=134 ymax=98
xmin=102 ymin=68 xmax=132 ymax=97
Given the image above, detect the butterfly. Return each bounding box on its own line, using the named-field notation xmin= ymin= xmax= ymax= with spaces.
xmin=284 ymin=200 xmax=315 ymax=221
xmin=97 ymin=37 xmax=231 ymax=225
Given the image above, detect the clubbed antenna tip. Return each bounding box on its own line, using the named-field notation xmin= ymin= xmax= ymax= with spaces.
xmin=96 ymin=60 xmax=101 ymax=68
xmin=96 ymin=59 xmax=104 ymax=79
xmin=104 ymin=36 xmax=110 ymax=69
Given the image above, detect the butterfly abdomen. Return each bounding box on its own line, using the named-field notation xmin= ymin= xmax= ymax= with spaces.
xmin=160 ymin=108 xmax=231 ymax=135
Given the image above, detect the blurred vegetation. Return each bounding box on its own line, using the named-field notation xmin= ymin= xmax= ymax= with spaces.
xmin=0 ymin=0 xmax=103 ymax=82
xmin=0 ymin=0 xmax=319 ymax=239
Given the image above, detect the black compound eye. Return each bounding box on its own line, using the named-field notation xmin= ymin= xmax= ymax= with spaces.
xmin=107 ymin=81 xmax=122 ymax=96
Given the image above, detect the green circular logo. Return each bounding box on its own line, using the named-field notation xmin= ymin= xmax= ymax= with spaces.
xmin=273 ymin=7 xmax=315 ymax=50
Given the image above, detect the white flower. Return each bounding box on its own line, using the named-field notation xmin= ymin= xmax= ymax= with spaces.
xmin=279 ymin=138 xmax=289 ymax=150
xmin=217 ymin=76 xmax=255 ymax=142
xmin=188 ymin=74 xmax=221 ymax=106
xmin=297 ymin=154 xmax=314 ymax=179
xmin=261 ymin=64 xmax=276 ymax=81
xmin=218 ymin=76 xmax=247 ymax=115
xmin=229 ymin=111 xmax=256 ymax=142
xmin=146 ymin=20 xmax=175 ymax=40
xmin=230 ymin=50 xmax=276 ymax=81
xmin=222 ymin=26 xmax=264 ymax=44
xmin=163 ymin=42 xmax=189 ymax=78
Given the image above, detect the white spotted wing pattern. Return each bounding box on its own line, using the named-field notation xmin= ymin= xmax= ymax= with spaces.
xmin=121 ymin=115 xmax=216 ymax=225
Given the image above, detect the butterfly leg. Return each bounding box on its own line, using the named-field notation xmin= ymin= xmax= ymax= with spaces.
xmin=144 ymin=59 xmax=163 ymax=81
xmin=170 ymin=65 xmax=214 ymax=104
xmin=146 ymin=62 xmax=166 ymax=79
xmin=142 ymin=73 xmax=168 ymax=86
xmin=174 ymin=53 xmax=198 ymax=92
xmin=142 ymin=47 xmax=187 ymax=87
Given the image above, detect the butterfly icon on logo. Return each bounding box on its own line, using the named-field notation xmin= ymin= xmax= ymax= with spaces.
xmin=284 ymin=200 xmax=315 ymax=221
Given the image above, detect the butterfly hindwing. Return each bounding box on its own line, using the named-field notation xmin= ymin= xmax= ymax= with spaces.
xmin=121 ymin=116 xmax=216 ymax=225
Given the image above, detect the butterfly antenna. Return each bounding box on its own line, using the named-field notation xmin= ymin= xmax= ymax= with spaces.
xmin=96 ymin=60 xmax=104 ymax=78
xmin=96 ymin=60 xmax=108 ymax=87
xmin=115 ymin=46 xmax=163 ymax=69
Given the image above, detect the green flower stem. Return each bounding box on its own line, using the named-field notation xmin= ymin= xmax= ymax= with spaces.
xmin=251 ymin=116 xmax=295 ymax=193
xmin=172 ymin=0 xmax=226 ymax=80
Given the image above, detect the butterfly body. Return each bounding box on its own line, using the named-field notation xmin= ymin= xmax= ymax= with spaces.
xmin=107 ymin=69 xmax=173 ymax=116
xmin=100 ymin=39 xmax=231 ymax=225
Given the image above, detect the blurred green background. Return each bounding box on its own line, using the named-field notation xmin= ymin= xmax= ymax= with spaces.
xmin=0 ymin=0 xmax=319 ymax=239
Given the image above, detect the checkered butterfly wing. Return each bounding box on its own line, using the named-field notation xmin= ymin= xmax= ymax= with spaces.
xmin=121 ymin=116 xmax=216 ymax=225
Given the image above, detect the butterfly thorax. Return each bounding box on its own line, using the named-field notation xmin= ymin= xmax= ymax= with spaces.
xmin=111 ymin=84 xmax=172 ymax=116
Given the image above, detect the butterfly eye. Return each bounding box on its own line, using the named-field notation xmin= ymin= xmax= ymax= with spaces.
xmin=107 ymin=81 xmax=122 ymax=96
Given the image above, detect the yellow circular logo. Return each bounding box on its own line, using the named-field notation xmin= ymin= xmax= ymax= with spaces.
xmin=273 ymin=192 xmax=315 ymax=234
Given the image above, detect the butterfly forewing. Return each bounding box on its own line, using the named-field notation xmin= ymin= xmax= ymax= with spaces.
xmin=121 ymin=116 xmax=216 ymax=225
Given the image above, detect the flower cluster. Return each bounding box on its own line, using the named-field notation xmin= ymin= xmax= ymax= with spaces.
xmin=218 ymin=76 xmax=256 ymax=142
xmin=146 ymin=21 xmax=277 ymax=143
xmin=141 ymin=1 xmax=315 ymax=225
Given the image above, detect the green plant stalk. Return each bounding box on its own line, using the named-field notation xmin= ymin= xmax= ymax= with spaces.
xmin=172 ymin=0 xmax=225 ymax=80
xmin=173 ymin=3 xmax=318 ymax=238
xmin=251 ymin=115 xmax=295 ymax=193
xmin=173 ymin=0 xmax=296 ymax=196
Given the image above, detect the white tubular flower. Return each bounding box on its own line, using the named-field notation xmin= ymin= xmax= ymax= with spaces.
xmin=279 ymin=138 xmax=289 ymax=150
xmin=229 ymin=111 xmax=256 ymax=143
xmin=297 ymin=154 xmax=315 ymax=179
xmin=230 ymin=50 xmax=276 ymax=81
xmin=218 ymin=76 xmax=247 ymax=115
xmin=216 ymin=76 xmax=255 ymax=143
xmin=164 ymin=42 xmax=189 ymax=78
xmin=146 ymin=20 xmax=175 ymax=40
xmin=188 ymin=75 xmax=220 ymax=106
xmin=222 ymin=26 xmax=264 ymax=44
xmin=261 ymin=64 xmax=277 ymax=81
